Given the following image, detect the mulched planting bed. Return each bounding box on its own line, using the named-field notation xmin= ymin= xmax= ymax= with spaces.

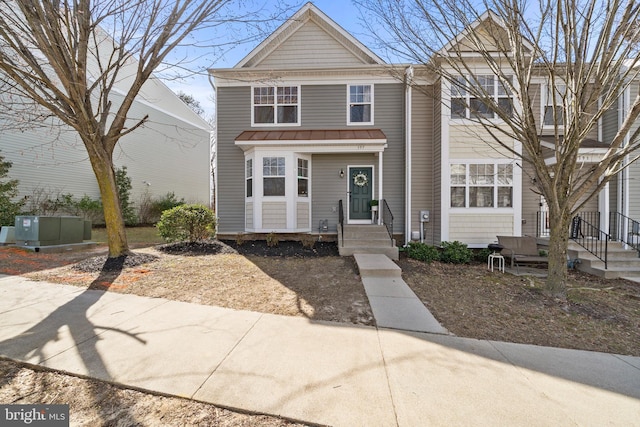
xmin=222 ymin=240 xmax=339 ymax=257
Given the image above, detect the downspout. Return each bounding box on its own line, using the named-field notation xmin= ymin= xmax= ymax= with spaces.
xmin=405 ymin=65 xmax=414 ymax=246
xmin=208 ymin=73 xmax=218 ymax=214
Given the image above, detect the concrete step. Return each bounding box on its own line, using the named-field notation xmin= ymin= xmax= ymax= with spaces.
xmin=339 ymin=246 xmax=399 ymax=261
xmin=353 ymin=253 xmax=401 ymax=277
xmin=342 ymin=238 xmax=393 ymax=248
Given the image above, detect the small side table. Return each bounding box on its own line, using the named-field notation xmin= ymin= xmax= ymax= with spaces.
xmin=487 ymin=243 xmax=505 ymax=273
xmin=488 ymin=253 xmax=505 ymax=273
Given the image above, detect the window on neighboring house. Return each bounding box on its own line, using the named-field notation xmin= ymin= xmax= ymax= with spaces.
xmin=245 ymin=158 xmax=253 ymax=198
xmin=450 ymin=163 xmax=513 ymax=208
xmin=543 ymin=83 xmax=566 ymax=126
xmin=253 ymin=86 xmax=299 ymax=125
xmin=297 ymin=158 xmax=308 ymax=197
xmin=348 ymin=84 xmax=373 ymax=124
xmin=451 ymin=75 xmax=513 ymax=119
xmin=263 ymin=157 xmax=285 ymax=196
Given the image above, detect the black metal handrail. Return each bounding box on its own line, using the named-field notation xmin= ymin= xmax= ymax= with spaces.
xmin=381 ymin=199 xmax=393 ymax=242
xmin=338 ymin=199 xmax=344 ymax=246
xmin=609 ymin=211 xmax=640 ymax=254
xmin=536 ymin=211 xmax=600 ymax=238
xmin=570 ymin=215 xmax=609 ymax=269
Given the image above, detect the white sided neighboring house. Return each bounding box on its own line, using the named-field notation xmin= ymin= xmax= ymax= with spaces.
xmin=0 ymin=68 xmax=212 ymax=220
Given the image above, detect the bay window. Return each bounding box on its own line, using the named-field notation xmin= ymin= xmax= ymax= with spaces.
xmin=263 ymin=157 xmax=285 ymax=196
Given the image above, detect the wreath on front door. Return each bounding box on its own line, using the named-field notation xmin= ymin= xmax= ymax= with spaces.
xmin=353 ymin=172 xmax=368 ymax=187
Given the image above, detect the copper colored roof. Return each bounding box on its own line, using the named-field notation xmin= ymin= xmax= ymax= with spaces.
xmin=539 ymin=135 xmax=609 ymax=149
xmin=236 ymin=129 xmax=386 ymax=142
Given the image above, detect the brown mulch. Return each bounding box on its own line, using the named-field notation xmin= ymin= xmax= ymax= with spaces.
xmin=1 ymin=241 xmax=639 ymax=425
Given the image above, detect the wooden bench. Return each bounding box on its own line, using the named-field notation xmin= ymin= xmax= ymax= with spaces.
xmin=496 ymin=235 xmax=548 ymax=270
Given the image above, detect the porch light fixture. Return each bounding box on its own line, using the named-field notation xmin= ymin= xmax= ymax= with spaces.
xmin=339 ymin=169 xmax=344 ymax=178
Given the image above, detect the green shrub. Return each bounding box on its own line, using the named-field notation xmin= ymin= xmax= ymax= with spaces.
xmin=474 ymin=248 xmax=492 ymax=262
xmin=138 ymin=191 xmax=185 ymax=224
xmin=157 ymin=204 xmax=216 ymax=242
xmin=407 ymin=242 xmax=440 ymax=263
xmin=115 ymin=166 xmax=137 ymax=226
xmin=440 ymin=241 xmax=472 ymax=264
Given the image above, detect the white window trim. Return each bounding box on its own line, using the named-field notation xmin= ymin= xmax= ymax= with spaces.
xmin=347 ymin=84 xmax=374 ymax=126
xmin=245 ymin=156 xmax=254 ymax=199
xmin=251 ymin=85 xmax=301 ymax=127
xmin=262 ymin=156 xmax=287 ymax=197
xmin=449 ymin=161 xmax=515 ymax=210
xmin=296 ymin=157 xmax=310 ymax=198
xmin=541 ymin=82 xmax=566 ymax=129
xmin=450 ymin=75 xmax=513 ymax=122
xmin=245 ymin=150 xmax=312 ymax=232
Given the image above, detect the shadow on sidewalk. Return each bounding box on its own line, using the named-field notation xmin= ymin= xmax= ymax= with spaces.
xmin=0 ymin=256 xmax=146 ymax=423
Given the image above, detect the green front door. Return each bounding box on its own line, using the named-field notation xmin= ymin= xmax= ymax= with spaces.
xmin=349 ymin=167 xmax=373 ymax=220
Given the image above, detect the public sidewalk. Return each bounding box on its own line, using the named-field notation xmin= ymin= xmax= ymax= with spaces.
xmin=0 ymin=274 xmax=639 ymax=426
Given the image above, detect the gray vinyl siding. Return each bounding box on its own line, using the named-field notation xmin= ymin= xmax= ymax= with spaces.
xmin=521 ymin=159 xmax=540 ymax=236
xmin=376 ymin=84 xmax=405 ymax=236
xmin=300 ymin=85 xmax=345 ymax=127
xmin=410 ymin=85 xmax=436 ymax=243
xmin=216 ymin=86 xmax=252 ymax=233
xmin=628 ymin=82 xmax=640 ymax=219
xmin=433 ymin=80 xmax=442 ymax=244
xmin=216 ymin=82 xmax=407 ymax=236
xmin=602 ymin=98 xmax=619 ymax=212
xmin=311 ymin=153 xmax=378 ymax=232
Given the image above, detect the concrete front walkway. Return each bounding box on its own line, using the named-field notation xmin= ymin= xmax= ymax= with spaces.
xmin=1 ymin=275 xmax=639 ymax=426
xmin=354 ymin=253 xmax=448 ymax=334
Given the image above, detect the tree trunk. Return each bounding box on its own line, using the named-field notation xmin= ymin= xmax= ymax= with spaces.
xmin=86 ymin=143 xmax=130 ymax=258
xmin=545 ymin=211 xmax=572 ymax=299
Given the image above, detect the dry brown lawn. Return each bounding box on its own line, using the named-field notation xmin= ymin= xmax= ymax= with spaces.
xmin=1 ymin=237 xmax=639 ymax=426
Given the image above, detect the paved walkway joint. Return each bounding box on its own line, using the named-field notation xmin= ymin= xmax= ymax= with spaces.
xmin=354 ymin=254 xmax=449 ymax=334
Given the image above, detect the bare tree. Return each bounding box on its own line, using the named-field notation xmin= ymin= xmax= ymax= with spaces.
xmin=0 ymin=0 xmax=280 ymax=258
xmin=356 ymin=0 xmax=640 ymax=297
xmin=176 ymin=91 xmax=204 ymax=116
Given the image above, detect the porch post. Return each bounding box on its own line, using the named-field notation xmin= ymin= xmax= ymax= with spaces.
xmin=378 ymin=152 xmax=383 ymax=226
xmin=599 ymin=179 xmax=609 ymax=235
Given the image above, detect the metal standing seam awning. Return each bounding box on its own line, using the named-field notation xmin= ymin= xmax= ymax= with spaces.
xmin=539 ymin=136 xmax=610 ymax=165
xmin=234 ymin=129 xmax=388 ymax=153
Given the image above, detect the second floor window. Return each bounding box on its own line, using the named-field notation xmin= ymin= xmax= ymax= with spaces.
xmin=543 ymin=83 xmax=566 ymax=127
xmin=348 ymin=84 xmax=373 ymax=124
xmin=253 ymin=86 xmax=299 ymax=125
xmin=451 ymin=75 xmax=512 ymax=120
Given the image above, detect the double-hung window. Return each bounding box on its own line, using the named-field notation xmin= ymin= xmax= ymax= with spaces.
xmin=253 ymin=86 xmax=299 ymax=125
xmin=348 ymin=84 xmax=373 ymax=124
xmin=451 ymin=75 xmax=513 ymax=119
xmin=450 ymin=163 xmax=513 ymax=208
xmin=297 ymin=158 xmax=309 ymax=197
xmin=543 ymin=83 xmax=566 ymax=127
xmin=245 ymin=159 xmax=253 ymax=198
xmin=263 ymin=157 xmax=285 ymax=196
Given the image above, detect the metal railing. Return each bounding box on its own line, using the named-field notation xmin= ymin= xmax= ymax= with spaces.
xmin=338 ymin=199 xmax=344 ymax=246
xmin=570 ymin=215 xmax=609 ymax=269
xmin=381 ymin=199 xmax=393 ymax=241
xmin=609 ymin=211 xmax=640 ymax=254
xmin=536 ymin=211 xmax=600 ymax=238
